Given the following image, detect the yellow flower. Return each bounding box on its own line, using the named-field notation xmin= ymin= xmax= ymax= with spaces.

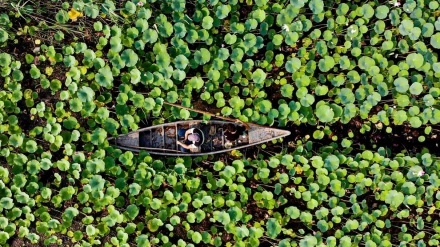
xmin=68 ymin=8 xmax=83 ymax=21
xmin=295 ymin=165 xmax=303 ymax=174
xmin=45 ymin=67 xmax=53 ymax=76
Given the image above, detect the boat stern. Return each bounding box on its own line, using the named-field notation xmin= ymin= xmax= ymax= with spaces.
xmin=248 ymin=126 xmax=291 ymax=143
xmin=111 ymin=132 xmax=140 ymax=147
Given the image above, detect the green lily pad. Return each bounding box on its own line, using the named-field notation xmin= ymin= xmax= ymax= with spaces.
xmin=375 ymin=5 xmax=389 ymax=19
xmin=318 ymin=56 xmax=335 ymax=72
xmin=431 ymin=32 xmax=440 ymax=49
xmin=394 ymin=77 xmax=409 ymax=93
xmin=316 ymin=104 xmax=334 ymax=123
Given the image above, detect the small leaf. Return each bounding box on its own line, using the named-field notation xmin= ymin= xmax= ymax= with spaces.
xmin=266 ymin=218 xmax=282 ymax=238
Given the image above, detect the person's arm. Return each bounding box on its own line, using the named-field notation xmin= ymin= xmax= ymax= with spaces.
xmin=184 ymin=128 xmax=194 ymax=140
xmin=177 ymin=141 xmax=199 ymax=152
xmin=177 ymin=141 xmax=192 ymax=149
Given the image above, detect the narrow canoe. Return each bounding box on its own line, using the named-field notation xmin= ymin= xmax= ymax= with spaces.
xmin=107 ymin=120 xmax=291 ymax=156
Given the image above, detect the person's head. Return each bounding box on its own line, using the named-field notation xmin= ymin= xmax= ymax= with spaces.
xmin=226 ymin=124 xmax=237 ymax=133
xmin=188 ymin=133 xmax=200 ymax=142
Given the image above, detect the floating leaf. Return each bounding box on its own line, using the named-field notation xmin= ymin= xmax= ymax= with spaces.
xmin=309 ymin=0 xmax=324 ymax=14
xmin=430 ymin=32 xmax=440 ymax=49
xmin=399 ymin=19 xmax=414 ymax=36
xmin=252 ymin=69 xmax=266 ymax=85
xmin=216 ymin=4 xmax=230 ymax=19
xmin=257 ymin=100 xmax=272 ymax=114
xmin=385 ymin=190 xmax=404 ymax=209
xmin=121 ymin=49 xmax=139 ymax=67
xmin=409 ymin=82 xmax=423 ymax=95
xmin=406 ymin=53 xmax=424 ymax=69
xmin=285 ymin=57 xmax=301 ymax=73
xmin=0 ymin=28 xmax=8 ymax=43
xmin=375 ymin=5 xmax=389 ymax=19
xmin=316 ymin=105 xmax=334 ymax=123
xmin=202 ymin=16 xmax=214 ymax=30
xmin=194 ymin=48 xmax=210 ymax=65
xmin=266 ymin=218 xmax=281 ymax=238
xmin=393 ymin=77 xmax=409 ymax=93
xmin=318 ymin=56 xmax=335 ymax=72
xmin=95 ymin=66 xmax=114 ymax=89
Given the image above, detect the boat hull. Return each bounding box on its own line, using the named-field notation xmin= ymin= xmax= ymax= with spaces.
xmin=108 ymin=120 xmax=291 ymax=156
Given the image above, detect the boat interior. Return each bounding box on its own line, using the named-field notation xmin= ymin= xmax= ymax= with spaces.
xmin=138 ymin=121 xmax=249 ymax=153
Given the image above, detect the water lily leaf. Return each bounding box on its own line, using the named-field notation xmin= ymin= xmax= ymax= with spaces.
xmin=252 ymin=69 xmax=266 ymax=85
xmin=171 ymin=0 xmax=186 ymax=12
xmin=0 ymin=53 xmax=11 ymax=67
xmin=125 ymin=204 xmax=139 ymax=220
xmin=315 ymin=85 xmax=328 ymax=96
xmin=385 ymin=190 xmax=404 ymax=209
xmin=409 ymin=82 xmax=423 ymax=95
xmin=25 ymin=140 xmax=38 ymax=153
xmin=285 ymin=32 xmax=299 ymax=46
xmin=316 ymin=105 xmax=334 ymax=123
xmin=399 ymin=19 xmax=414 ymax=36
xmin=318 ymin=56 xmax=335 ymax=72
xmin=361 ymin=4 xmax=375 ymax=19
xmin=375 ymin=5 xmax=389 ymax=19
xmin=9 ymin=134 xmax=24 ymax=148
xmin=392 ymin=110 xmax=407 ymax=125
xmin=180 ymin=109 xmax=190 ymax=119
xmin=266 ymin=218 xmax=281 ymax=238
xmin=194 ymin=48 xmax=210 ymax=65
xmin=0 ymin=28 xmax=8 ymax=43
xmin=300 ymin=236 xmax=318 ymax=247
xmin=430 ymin=32 xmax=440 ymax=49
xmin=285 ymin=57 xmax=301 ymax=73
xmin=255 ymin=0 xmax=268 ymax=7
xmin=257 ymin=100 xmax=272 ymax=114
xmin=216 ymin=4 xmax=230 ymax=19
xmin=174 ymin=54 xmax=189 ymax=70
xmin=147 ymin=218 xmax=163 ymax=232
xmin=423 ymin=94 xmax=436 ymax=106
xmin=121 ymin=49 xmax=139 ymax=67
xmin=252 ymin=9 xmax=266 ymax=22
xmin=347 ymin=25 xmax=359 ymax=38
xmin=95 ymin=66 xmax=114 ymax=89
xmin=339 ymin=88 xmax=355 ymax=105
xmin=309 ymin=0 xmax=324 ymax=14
xmin=91 ymin=128 xmax=107 ymax=145
xmin=202 ymin=16 xmax=214 ymax=30
xmin=280 ymin=84 xmax=294 ymax=98
xmin=393 ymin=77 xmax=409 ymax=93
xmin=338 ymin=56 xmax=351 ymax=70
xmin=77 ymin=86 xmax=95 ymax=102
xmin=244 ymin=33 xmax=257 ymax=48
xmin=409 ymin=27 xmax=421 ymax=41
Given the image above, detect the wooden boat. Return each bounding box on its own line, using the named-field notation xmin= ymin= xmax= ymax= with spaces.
xmin=108 ymin=120 xmax=291 ymax=156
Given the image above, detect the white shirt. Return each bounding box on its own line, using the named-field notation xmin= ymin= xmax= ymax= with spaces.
xmin=186 ymin=128 xmax=198 ymax=149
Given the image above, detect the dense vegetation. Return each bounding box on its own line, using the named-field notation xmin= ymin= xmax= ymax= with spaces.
xmin=1 ymin=0 xmax=440 ymax=246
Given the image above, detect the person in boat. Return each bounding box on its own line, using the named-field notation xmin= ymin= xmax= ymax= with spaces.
xmin=224 ymin=122 xmax=248 ymax=143
xmin=176 ymin=128 xmax=202 ymax=152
